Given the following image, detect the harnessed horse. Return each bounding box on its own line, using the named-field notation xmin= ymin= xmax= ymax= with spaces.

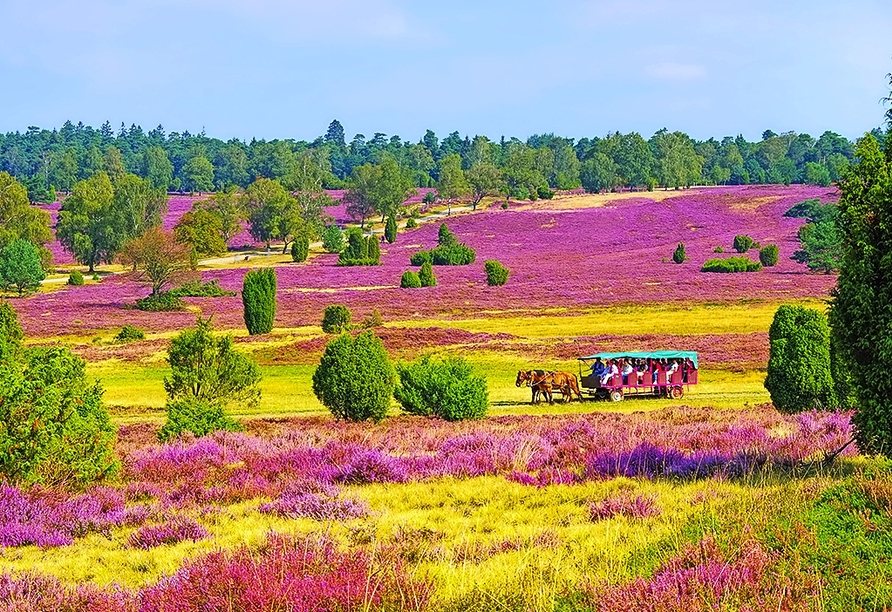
xmin=516 ymin=370 xmax=582 ymax=404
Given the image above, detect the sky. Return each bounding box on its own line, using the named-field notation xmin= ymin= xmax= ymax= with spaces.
xmin=1 ymin=0 xmax=890 ymax=143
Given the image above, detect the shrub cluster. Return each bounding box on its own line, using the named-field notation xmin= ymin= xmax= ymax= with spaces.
xmin=759 ymin=245 xmax=779 ymax=267
xmin=321 ymin=304 xmax=352 ymax=333
xmin=733 ymin=234 xmax=758 ymax=253
xmin=158 ymin=396 xmax=244 ymax=442
xmin=242 ymin=268 xmax=277 ymax=335
xmin=312 ymin=331 xmax=394 ymax=422
xmin=337 ymin=229 xmax=380 ymax=266
xmin=405 ymin=217 xmax=418 ymax=229
xmin=701 ymin=256 xmax=762 ymax=273
xmin=410 ymin=223 xmax=476 ymax=266
xmin=168 ymin=279 xmax=235 ymax=298
xmin=360 ymin=309 xmax=383 ymax=329
xmin=135 ymin=292 xmax=186 ymax=311
xmin=115 ymin=325 xmax=145 ymax=342
xmin=290 ymin=235 xmax=309 ymax=262
xmin=67 ymin=270 xmax=85 ymax=286
xmin=394 ymin=355 xmax=488 ymax=421
xmin=484 ymin=260 xmax=509 ymax=286
xmin=672 ymin=242 xmax=686 ymax=264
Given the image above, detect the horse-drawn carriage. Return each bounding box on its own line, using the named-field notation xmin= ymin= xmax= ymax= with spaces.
xmin=577 ymin=351 xmax=698 ymax=402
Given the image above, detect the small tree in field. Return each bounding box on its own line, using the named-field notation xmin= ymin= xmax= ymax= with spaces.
xmin=291 ymin=234 xmax=309 ymax=262
xmin=321 ymin=304 xmax=352 ymax=333
xmin=242 ymin=268 xmax=277 ymax=335
xmin=759 ymin=245 xmax=779 ymax=267
xmin=119 ymin=227 xmax=193 ymax=296
xmin=312 ymin=331 xmax=394 ymax=422
xmin=672 ymin=242 xmax=686 ymax=264
xmin=484 ymin=260 xmax=509 ymax=286
xmin=160 ymin=316 xmax=260 ymax=441
xmin=385 ymin=214 xmax=397 ymax=244
xmin=418 ymin=261 xmax=436 ymax=287
xmin=394 ymin=355 xmax=489 ymax=421
xmin=764 ymin=305 xmax=834 ymax=413
xmin=0 ymin=239 xmax=46 ymax=296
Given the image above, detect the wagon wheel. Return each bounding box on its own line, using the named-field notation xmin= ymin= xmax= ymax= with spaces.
xmin=609 ymin=389 xmax=624 ymax=402
xmin=670 ymin=386 xmax=684 ymax=400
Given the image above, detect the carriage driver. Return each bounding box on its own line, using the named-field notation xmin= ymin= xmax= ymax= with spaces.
xmin=588 ymin=358 xmax=606 ymax=379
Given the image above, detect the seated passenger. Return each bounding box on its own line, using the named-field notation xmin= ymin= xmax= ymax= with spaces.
xmin=589 ymin=358 xmax=606 ymax=379
xmin=621 ymin=359 xmax=633 ymax=384
xmin=601 ymin=360 xmax=618 ymax=386
xmin=667 ymin=359 xmax=679 ymax=381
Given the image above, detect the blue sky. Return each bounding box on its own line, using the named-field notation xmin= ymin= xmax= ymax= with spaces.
xmin=1 ymin=0 xmax=890 ymax=142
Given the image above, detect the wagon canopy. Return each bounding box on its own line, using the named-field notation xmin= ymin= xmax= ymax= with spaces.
xmin=578 ymin=351 xmax=698 ymax=369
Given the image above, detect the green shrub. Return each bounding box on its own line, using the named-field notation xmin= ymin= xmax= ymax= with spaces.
xmin=321 ymin=304 xmax=352 ymax=333
xmin=764 ymin=305 xmax=835 ymax=413
xmin=400 ymin=271 xmax=421 ymax=288
xmin=160 ymin=316 xmax=259 ymax=441
xmin=158 ymin=397 xmax=243 ymax=443
xmin=291 ymin=235 xmax=309 ymax=262
xmin=385 ymin=215 xmax=397 ymax=243
xmin=312 ymin=331 xmax=394 ymax=422
xmin=168 ymin=280 xmax=235 ymax=298
xmin=418 ymin=261 xmax=436 ymax=287
xmin=115 ymin=325 xmax=145 ymax=342
xmin=701 ymin=256 xmax=762 ymax=273
xmin=759 ymin=245 xmax=779 ymax=267
xmin=242 ymin=268 xmax=277 ymax=335
xmin=0 ymin=300 xmax=23 ymax=364
xmin=92 ymin=272 xmax=100 ymax=281
xmin=322 ymin=225 xmax=345 ymax=253
xmin=672 ymin=243 xmax=686 ymax=264
xmin=733 ymin=234 xmax=756 ymax=253
xmin=394 ymin=355 xmax=488 ymax=421
xmin=714 ymin=246 xmax=724 ymax=253
xmin=0 ymin=346 xmax=118 ymax=486
xmin=537 ymin=186 xmax=555 ymax=199
xmin=410 ymin=251 xmax=432 ymax=266
xmin=484 ymin=260 xmax=509 ymax=286
xmin=338 ymin=229 xmax=380 ymax=266
xmin=136 ymin=292 xmax=186 ymax=311
xmin=67 ymin=270 xmax=85 ymax=286
xmin=422 ymin=191 xmax=436 ymax=205
xmin=501 ymin=202 xmax=509 ymax=210
xmin=432 ymin=244 xmax=475 ymax=265
xmin=784 ymin=198 xmax=822 ymax=219
xmin=361 ymin=309 xmax=383 ymax=329
xmin=405 ymin=218 xmax=418 ymax=229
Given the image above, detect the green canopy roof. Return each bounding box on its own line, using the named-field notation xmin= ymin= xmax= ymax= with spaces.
xmin=578 ymin=351 xmax=698 ymax=369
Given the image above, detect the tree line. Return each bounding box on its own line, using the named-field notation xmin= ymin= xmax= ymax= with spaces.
xmin=2 ymin=120 xmax=885 ymax=204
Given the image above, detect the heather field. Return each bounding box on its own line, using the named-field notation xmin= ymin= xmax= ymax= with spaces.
xmin=5 ymin=185 xmax=891 ymax=611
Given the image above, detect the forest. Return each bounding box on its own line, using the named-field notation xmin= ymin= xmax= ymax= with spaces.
xmin=1 ymin=119 xmax=883 ymax=203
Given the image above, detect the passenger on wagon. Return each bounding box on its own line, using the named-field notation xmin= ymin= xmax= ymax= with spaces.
xmin=601 ymin=360 xmax=618 ymax=386
xmin=621 ymin=359 xmax=634 ymax=384
xmin=588 ymin=358 xmax=606 ymax=378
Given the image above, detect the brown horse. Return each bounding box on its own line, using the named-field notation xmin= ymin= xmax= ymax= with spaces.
xmin=516 ymin=370 xmax=554 ymax=404
xmin=524 ymin=370 xmax=581 ymax=404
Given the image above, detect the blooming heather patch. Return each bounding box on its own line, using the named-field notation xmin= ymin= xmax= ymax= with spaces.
xmin=258 ymin=490 xmax=368 ymax=521
xmin=588 ymin=535 xmax=819 ymax=611
xmin=128 ymin=517 xmax=209 ymax=549
xmin=18 ymin=185 xmax=837 ymax=338
xmin=589 ymin=492 xmax=661 ymax=520
xmin=0 ymin=485 xmax=153 ymax=548
xmin=0 ymin=533 xmax=432 ymax=611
